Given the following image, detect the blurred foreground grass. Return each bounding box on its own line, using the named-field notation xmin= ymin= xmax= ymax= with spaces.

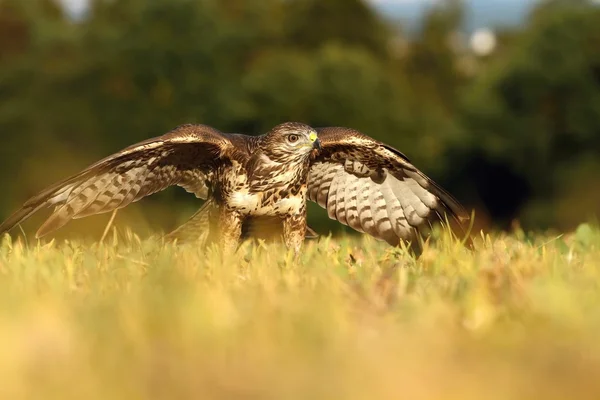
xmin=1 ymin=226 xmax=600 ymax=400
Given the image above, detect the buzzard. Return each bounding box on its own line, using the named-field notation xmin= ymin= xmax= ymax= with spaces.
xmin=0 ymin=123 xmax=469 ymax=254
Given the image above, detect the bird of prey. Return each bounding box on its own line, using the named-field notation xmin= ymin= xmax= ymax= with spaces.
xmin=0 ymin=122 xmax=469 ymax=254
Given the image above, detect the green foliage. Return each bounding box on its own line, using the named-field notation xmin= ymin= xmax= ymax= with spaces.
xmin=283 ymin=0 xmax=390 ymax=55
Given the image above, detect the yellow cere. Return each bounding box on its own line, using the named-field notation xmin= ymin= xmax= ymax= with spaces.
xmin=309 ymin=132 xmax=318 ymax=142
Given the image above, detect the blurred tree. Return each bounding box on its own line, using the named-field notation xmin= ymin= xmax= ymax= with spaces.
xmin=394 ymin=0 xmax=468 ymax=177
xmin=0 ymin=1 xmax=31 ymax=61
xmin=460 ymin=1 xmax=600 ymax=228
xmin=242 ymin=45 xmax=411 ymax=140
xmin=405 ymin=0 xmax=465 ymax=109
xmin=0 ymin=0 xmax=79 ymax=213
xmin=283 ymin=0 xmax=390 ymax=56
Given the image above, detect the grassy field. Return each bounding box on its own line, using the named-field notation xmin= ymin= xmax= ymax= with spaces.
xmin=1 ymin=225 xmax=600 ymax=400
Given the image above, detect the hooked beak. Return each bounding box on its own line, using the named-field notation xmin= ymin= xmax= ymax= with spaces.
xmin=309 ymin=132 xmax=322 ymax=150
xmin=313 ymin=138 xmax=322 ymax=151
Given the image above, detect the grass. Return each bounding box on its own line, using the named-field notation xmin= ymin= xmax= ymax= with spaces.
xmin=1 ymin=225 xmax=600 ymax=400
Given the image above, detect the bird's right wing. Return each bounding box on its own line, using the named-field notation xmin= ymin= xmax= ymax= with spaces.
xmin=0 ymin=124 xmax=235 ymax=238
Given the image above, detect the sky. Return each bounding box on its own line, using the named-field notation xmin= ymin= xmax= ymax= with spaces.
xmin=371 ymin=0 xmax=539 ymax=32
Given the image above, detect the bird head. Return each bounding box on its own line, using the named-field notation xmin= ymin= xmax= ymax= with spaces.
xmin=260 ymin=122 xmax=321 ymax=163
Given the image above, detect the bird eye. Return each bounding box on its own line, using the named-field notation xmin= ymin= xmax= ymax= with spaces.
xmin=288 ymin=134 xmax=299 ymax=143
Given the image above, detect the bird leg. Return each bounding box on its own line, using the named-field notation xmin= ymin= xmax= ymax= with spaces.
xmin=217 ymin=208 xmax=243 ymax=254
xmin=283 ymin=212 xmax=307 ymax=255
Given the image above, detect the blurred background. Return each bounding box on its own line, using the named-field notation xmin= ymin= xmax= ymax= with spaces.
xmin=1 ymin=0 xmax=599 ymax=239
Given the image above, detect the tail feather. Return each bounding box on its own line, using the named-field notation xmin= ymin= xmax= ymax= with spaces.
xmin=164 ymin=200 xmax=214 ymax=244
xmin=305 ymin=225 xmax=319 ymax=239
xmin=35 ymin=203 xmax=76 ymax=238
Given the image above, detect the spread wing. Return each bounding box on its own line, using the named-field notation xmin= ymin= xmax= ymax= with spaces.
xmin=307 ymin=127 xmax=469 ymax=250
xmin=0 ymin=124 xmax=236 ymax=238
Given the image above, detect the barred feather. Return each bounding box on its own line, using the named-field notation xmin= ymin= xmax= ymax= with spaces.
xmin=307 ymin=127 xmax=470 ymax=251
xmin=0 ymin=124 xmax=231 ymax=238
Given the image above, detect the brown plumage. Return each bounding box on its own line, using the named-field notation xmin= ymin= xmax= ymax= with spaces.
xmin=308 ymin=127 xmax=469 ymax=253
xmin=0 ymin=123 xmax=469 ymax=254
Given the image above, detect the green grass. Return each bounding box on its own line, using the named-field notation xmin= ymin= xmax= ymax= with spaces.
xmin=1 ymin=225 xmax=600 ymax=400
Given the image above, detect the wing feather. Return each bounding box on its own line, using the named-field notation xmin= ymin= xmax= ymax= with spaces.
xmin=0 ymin=124 xmax=237 ymax=238
xmin=334 ymin=170 xmax=349 ymax=226
xmin=307 ymin=162 xmax=324 ymax=204
xmin=318 ymin=164 xmax=340 ymax=207
xmin=381 ymin=179 xmax=409 ymax=240
xmin=325 ymin=168 xmax=342 ymax=220
xmin=344 ymin=179 xmax=363 ymax=233
xmin=357 ymin=180 xmax=376 ymax=236
xmin=307 ymin=127 xmax=470 ymax=251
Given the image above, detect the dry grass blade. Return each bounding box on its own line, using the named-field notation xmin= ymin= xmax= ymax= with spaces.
xmin=100 ymin=209 xmax=119 ymax=244
xmin=0 ymin=225 xmax=597 ymax=400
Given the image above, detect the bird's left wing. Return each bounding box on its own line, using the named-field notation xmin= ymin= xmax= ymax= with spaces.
xmin=0 ymin=124 xmax=235 ymax=238
xmin=307 ymin=127 xmax=469 ymax=250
